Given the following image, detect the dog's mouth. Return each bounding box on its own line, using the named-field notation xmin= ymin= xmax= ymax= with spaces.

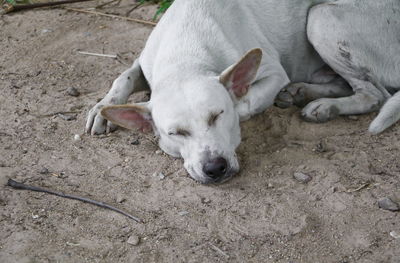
xmin=186 ymin=166 xmax=238 ymax=184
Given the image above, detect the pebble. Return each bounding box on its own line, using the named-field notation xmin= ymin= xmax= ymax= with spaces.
xmin=158 ymin=172 xmax=166 ymax=180
xmin=348 ymin=115 xmax=359 ymax=121
xmin=378 ymin=197 xmax=400 ymax=212
xmin=293 ymin=172 xmax=312 ymax=183
xmin=155 ymin=150 xmax=163 ymax=155
xmin=152 ymin=172 xmax=165 ymax=180
xmin=178 ymin=211 xmax=190 ymax=216
xmin=390 ymin=231 xmax=400 ymax=239
xmin=41 ymin=29 xmax=52 ymax=34
xmin=73 ymin=134 xmax=81 ymax=141
xmin=58 ymin=113 xmax=77 ymax=121
xmin=116 ymin=194 xmax=126 ymax=203
xmin=201 ymin=198 xmax=211 ymax=204
xmin=66 ymin=87 xmax=80 ymax=97
xmin=127 ymin=235 xmax=140 ymax=246
xmin=315 ymin=141 xmax=328 ymax=153
xmin=131 ymin=139 xmax=140 ymax=145
xmin=39 ymin=167 xmax=49 ymax=174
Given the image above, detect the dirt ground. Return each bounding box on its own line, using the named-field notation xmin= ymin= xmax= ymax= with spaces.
xmin=0 ymin=2 xmax=399 ymax=262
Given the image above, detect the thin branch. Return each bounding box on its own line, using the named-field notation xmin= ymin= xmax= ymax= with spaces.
xmin=7 ymin=179 xmax=143 ymax=223
xmin=32 ymin=110 xmax=81 ymax=118
xmin=1 ymin=0 xmax=94 ymax=14
xmin=78 ymin=51 xmax=118 ymax=58
xmin=209 ymin=242 xmax=230 ymax=259
xmin=95 ymin=0 xmax=120 ymax=9
xmin=125 ymin=1 xmax=146 ymax=17
xmin=64 ymin=7 xmax=157 ymax=26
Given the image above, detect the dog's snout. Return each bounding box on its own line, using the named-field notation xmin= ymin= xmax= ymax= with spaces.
xmin=203 ymin=157 xmax=228 ymax=180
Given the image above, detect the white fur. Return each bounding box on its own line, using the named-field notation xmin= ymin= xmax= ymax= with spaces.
xmin=86 ymin=0 xmax=400 ymax=183
xmin=369 ymin=92 xmax=400 ymax=134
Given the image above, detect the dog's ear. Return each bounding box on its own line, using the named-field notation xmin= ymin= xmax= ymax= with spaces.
xmin=219 ymin=48 xmax=262 ymax=98
xmin=101 ymin=103 xmax=153 ymax=133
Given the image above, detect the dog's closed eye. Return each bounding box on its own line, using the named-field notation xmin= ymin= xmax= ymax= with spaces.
xmin=208 ymin=110 xmax=224 ymax=126
xmin=168 ymin=128 xmax=191 ymax=137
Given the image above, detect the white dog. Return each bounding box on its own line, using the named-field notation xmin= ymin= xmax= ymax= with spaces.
xmin=86 ymin=0 xmax=400 ymax=184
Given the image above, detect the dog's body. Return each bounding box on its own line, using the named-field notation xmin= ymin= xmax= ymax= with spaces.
xmin=86 ymin=0 xmax=400 ymax=183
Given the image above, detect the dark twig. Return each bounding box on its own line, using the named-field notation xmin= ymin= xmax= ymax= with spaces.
xmin=1 ymin=0 xmax=95 ymax=14
xmin=32 ymin=110 xmax=81 ymax=118
xmin=95 ymin=0 xmax=119 ymax=9
xmin=125 ymin=2 xmax=143 ymax=16
xmin=7 ymin=179 xmax=142 ymax=223
xmin=64 ymin=7 xmax=157 ymax=26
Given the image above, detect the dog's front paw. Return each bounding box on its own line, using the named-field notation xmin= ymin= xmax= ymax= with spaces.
xmin=301 ymin=99 xmax=339 ymax=123
xmin=275 ymin=83 xmax=308 ymax=109
xmin=85 ymin=98 xmax=118 ymax=135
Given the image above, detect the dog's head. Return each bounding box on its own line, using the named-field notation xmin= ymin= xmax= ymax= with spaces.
xmin=101 ymin=49 xmax=262 ymax=184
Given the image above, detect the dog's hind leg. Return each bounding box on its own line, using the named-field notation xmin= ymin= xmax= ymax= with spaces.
xmin=300 ymin=84 xmax=385 ymax=123
xmin=301 ymin=1 xmax=400 ymax=126
xmin=275 ymin=76 xmax=353 ymax=108
xmin=86 ymin=59 xmax=149 ymax=135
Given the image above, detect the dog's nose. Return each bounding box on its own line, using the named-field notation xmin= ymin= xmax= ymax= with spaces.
xmin=203 ymin=157 xmax=228 ymax=180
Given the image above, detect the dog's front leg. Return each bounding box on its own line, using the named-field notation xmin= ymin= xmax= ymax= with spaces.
xmin=85 ymin=59 xmax=148 ymax=135
xmin=236 ymin=73 xmax=290 ymax=121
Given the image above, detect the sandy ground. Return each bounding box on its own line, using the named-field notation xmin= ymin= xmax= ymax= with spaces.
xmin=1 ymin=2 xmax=399 ymax=262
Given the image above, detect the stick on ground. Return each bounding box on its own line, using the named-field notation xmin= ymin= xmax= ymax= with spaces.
xmin=7 ymin=179 xmax=142 ymax=223
xmin=64 ymin=7 xmax=157 ymax=26
xmin=77 ymin=51 xmax=118 ymax=58
xmin=1 ymin=0 xmax=94 ymax=14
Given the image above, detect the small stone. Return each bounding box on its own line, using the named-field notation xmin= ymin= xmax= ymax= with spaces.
xmin=390 ymin=231 xmax=400 ymax=239
xmin=58 ymin=113 xmax=77 ymax=121
xmin=127 ymin=235 xmax=140 ymax=246
xmin=116 ymin=194 xmax=126 ymax=203
xmin=201 ymin=198 xmax=211 ymax=204
xmin=267 ymin=183 xmax=274 ymax=188
xmin=66 ymin=87 xmax=80 ymax=97
xmin=39 ymin=167 xmax=49 ymax=174
xmin=155 ymin=150 xmax=162 ymax=155
xmin=293 ymin=172 xmax=312 ymax=184
xmin=131 ymin=139 xmax=140 ymax=145
xmin=315 ymin=141 xmax=328 ymax=153
xmin=41 ymin=29 xmax=52 ymax=34
xmin=348 ymin=115 xmax=359 ymax=121
xmin=73 ymin=134 xmax=81 ymax=141
xmin=158 ymin=172 xmax=165 ymax=180
xmin=178 ymin=211 xmax=190 ymax=216
xmin=378 ymin=197 xmax=400 ymax=211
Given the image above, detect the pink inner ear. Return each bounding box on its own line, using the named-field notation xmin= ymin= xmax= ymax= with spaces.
xmin=114 ymin=109 xmax=152 ymax=133
xmin=232 ymin=84 xmax=249 ymax=97
xmin=231 ymin=59 xmax=256 ymax=97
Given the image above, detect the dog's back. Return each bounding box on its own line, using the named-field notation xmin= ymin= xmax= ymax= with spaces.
xmin=139 ymin=0 xmax=332 ymax=87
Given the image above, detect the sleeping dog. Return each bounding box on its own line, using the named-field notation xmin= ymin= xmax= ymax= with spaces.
xmin=86 ymin=0 xmax=400 ymax=183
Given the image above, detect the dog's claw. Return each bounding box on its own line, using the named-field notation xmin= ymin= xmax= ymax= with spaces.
xmin=275 ymin=83 xmax=311 ymax=109
xmin=106 ymin=122 xmax=118 ymax=134
xmin=275 ymin=90 xmax=294 ymax=108
xmin=86 ymin=100 xmax=118 ymax=135
xmin=301 ymin=99 xmax=339 ymax=123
